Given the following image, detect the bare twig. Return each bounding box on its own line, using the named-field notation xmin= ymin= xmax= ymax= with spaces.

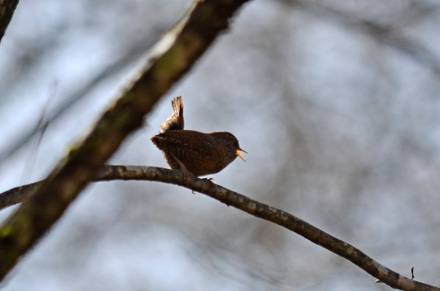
xmin=0 ymin=165 xmax=437 ymax=291
xmin=282 ymin=0 xmax=440 ymax=76
xmin=0 ymin=0 xmax=250 ymax=281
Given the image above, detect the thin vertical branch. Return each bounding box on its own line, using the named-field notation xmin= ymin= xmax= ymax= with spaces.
xmin=0 ymin=0 xmax=19 ymax=42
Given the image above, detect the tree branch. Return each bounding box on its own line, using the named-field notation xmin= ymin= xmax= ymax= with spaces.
xmin=0 ymin=165 xmax=437 ymax=291
xmin=0 ymin=36 xmax=162 ymax=164
xmin=0 ymin=0 xmax=19 ymax=43
xmin=0 ymin=0 xmax=250 ymax=281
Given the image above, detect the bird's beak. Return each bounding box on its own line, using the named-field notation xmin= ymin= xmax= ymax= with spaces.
xmin=236 ymin=147 xmax=248 ymax=162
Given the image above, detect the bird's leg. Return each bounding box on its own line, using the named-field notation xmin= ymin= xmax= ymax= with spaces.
xmin=172 ymin=154 xmax=194 ymax=182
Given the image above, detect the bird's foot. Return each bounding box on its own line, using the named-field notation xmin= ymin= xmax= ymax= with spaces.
xmin=202 ymin=177 xmax=215 ymax=183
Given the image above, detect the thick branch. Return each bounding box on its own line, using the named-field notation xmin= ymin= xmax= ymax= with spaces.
xmin=0 ymin=38 xmax=159 ymax=164
xmin=0 ymin=0 xmax=250 ymax=281
xmin=0 ymin=165 xmax=437 ymax=291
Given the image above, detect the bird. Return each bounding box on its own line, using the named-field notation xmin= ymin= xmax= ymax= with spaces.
xmin=151 ymin=96 xmax=246 ymax=178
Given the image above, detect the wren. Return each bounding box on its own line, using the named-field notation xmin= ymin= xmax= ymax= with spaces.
xmin=151 ymin=96 xmax=246 ymax=178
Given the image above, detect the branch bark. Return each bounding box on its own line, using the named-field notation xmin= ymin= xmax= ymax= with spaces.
xmin=0 ymin=165 xmax=438 ymax=291
xmin=0 ymin=0 xmax=250 ymax=281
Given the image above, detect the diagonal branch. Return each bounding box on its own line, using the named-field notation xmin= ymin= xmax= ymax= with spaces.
xmin=0 ymin=165 xmax=438 ymax=291
xmin=0 ymin=0 xmax=250 ymax=282
xmin=0 ymin=35 xmax=162 ymax=164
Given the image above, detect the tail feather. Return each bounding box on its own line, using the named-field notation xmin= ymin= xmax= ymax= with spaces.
xmin=160 ymin=96 xmax=184 ymax=133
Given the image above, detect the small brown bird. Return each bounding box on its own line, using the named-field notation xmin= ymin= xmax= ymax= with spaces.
xmin=151 ymin=97 xmax=246 ymax=178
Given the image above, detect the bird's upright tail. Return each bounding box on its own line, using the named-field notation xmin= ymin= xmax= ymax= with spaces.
xmin=160 ymin=96 xmax=184 ymax=133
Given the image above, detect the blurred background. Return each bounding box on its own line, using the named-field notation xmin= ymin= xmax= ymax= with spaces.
xmin=1 ymin=0 xmax=440 ymax=290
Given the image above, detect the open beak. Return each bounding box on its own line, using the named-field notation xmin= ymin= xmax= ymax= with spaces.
xmin=236 ymin=147 xmax=248 ymax=162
